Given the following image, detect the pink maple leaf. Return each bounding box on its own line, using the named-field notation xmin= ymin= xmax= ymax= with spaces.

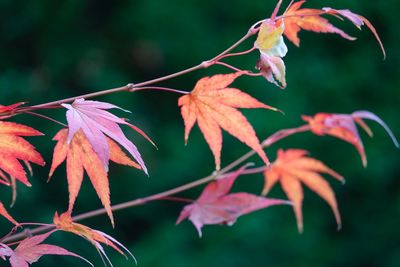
xmin=62 ymin=98 xmax=154 ymax=175
xmin=0 ymin=231 xmax=92 ymax=267
xmin=176 ymin=166 xmax=290 ymax=237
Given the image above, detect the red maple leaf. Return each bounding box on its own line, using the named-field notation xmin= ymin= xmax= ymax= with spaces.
xmin=0 ymin=121 xmax=45 ymax=186
xmin=177 ymin=166 xmax=289 ymax=236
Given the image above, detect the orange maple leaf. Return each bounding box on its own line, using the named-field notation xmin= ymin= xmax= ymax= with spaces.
xmin=263 ymin=149 xmax=344 ymax=232
xmin=0 ymin=121 xmax=45 ymax=186
xmin=49 ymin=129 xmax=141 ymax=226
xmin=281 ymin=0 xmax=355 ymax=47
xmin=178 ymin=72 xmax=278 ymax=169
xmin=54 ymin=212 xmax=134 ymax=265
xmin=0 ymin=202 xmax=18 ymax=225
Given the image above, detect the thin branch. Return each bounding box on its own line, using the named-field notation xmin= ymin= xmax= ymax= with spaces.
xmin=262 ymin=125 xmax=311 ymax=146
xmin=28 ymin=84 xmax=133 ymax=110
xmin=17 ymin=29 xmax=256 ymax=113
xmin=154 ymin=196 xmax=193 ymax=203
xmin=208 ymin=30 xmax=255 ymax=63
xmin=240 ymin=166 xmax=269 ymax=175
xmin=72 ymin=174 xmax=217 ymax=222
xmin=2 ymin=174 xmax=217 ymax=244
xmin=129 ymin=86 xmax=189 ymax=95
xmin=215 ymin=46 xmax=257 ymax=61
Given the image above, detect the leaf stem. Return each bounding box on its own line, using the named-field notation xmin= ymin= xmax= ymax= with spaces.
xmin=129 ymin=86 xmax=189 ymax=95
xmin=24 ymin=111 xmax=67 ymax=127
xmin=216 ymin=46 xmax=257 ymax=61
xmin=214 ymin=61 xmax=245 ymax=73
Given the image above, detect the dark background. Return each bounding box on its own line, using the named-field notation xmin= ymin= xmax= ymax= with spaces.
xmin=0 ymin=0 xmax=399 ymax=266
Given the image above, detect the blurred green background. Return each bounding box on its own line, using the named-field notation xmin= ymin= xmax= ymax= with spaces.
xmin=0 ymin=0 xmax=399 ymax=266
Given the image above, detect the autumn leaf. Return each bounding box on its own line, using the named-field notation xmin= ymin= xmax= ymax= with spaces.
xmin=49 ymin=129 xmax=141 ymax=226
xmin=302 ymin=111 xmax=399 ymax=167
xmin=177 ymin=166 xmax=289 ymax=237
xmin=0 ymin=121 xmax=45 ymax=186
xmin=0 ymin=103 xmax=25 ymax=113
xmin=254 ymin=20 xmax=288 ymax=88
xmin=0 ymin=202 xmax=18 ymax=225
xmin=0 ymin=231 xmax=91 ymax=267
xmin=62 ymin=98 xmax=154 ymax=175
xmin=0 ymin=102 xmax=25 ymax=119
xmin=263 ymin=149 xmax=344 ymax=233
xmin=54 ymin=212 xmax=134 ymax=266
xmin=178 ymin=72 xmax=277 ymax=169
xmin=322 ymin=7 xmax=386 ymax=58
xmin=281 ymin=0 xmax=355 ymax=47
xmin=255 ymin=20 xmax=287 ymax=56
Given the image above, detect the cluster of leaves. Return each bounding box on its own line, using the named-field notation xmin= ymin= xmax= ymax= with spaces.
xmin=0 ymin=1 xmax=397 ymax=266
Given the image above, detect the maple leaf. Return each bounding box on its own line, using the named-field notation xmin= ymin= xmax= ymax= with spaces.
xmin=254 ymin=20 xmax=288 ymax=88
xmin=302 ymin=111 xmax=399 ymax=167
xmin=62 ymin=98 xmax=154 ymax=175
xmin=0 ymin=202 xmax=18 ymax=225
xmin=263 ymin=149 xmax=344 ymax=233
xmin=0 ymin=231 xmax=92 ymax=267
xmin=322 ymin=7 xmax=386 ymax=58
xmin=0 ymin=103 xmax=25 ymax=114
xmin=0 ymin=121 xmax=45 ymax=186
xmin=177 ymin=166 xmax=289 ymax=237
xmin=0 ymin=102 xmax=25 ymax=119
xmin=0 ymin=169 xmax=9 ymax=185
xmin=178 ymin=72 xmax=277 ymax=169
xmin=49 ymin=129 xmax=141 ymax=226
xmin=54 ymin=212 xmax=134 ymax=266
xmin=281 ymin=0 xmax=355 ymax=47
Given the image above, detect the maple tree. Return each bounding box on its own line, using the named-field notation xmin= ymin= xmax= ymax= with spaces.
xmin=0 ymin=1 xmax=398 ymax=266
